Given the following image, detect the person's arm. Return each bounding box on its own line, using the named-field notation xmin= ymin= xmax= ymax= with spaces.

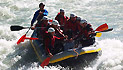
xmin=43 ymin=9 xmax=48 ymax=16
xmin=55 ymin=36 xmax=67 ymax=40
xmin=64 ymin=16 xmax=68 ymax=24
xmin=31 ymin=11 xmax=39 ymax=26
xmin=55 ymin=14 xmax=59 ymax=21
xmin=44 ymin=38 xmax=51 ymax=53
xmin=45 ymin=39 xmax=53 ymax=57
xmin=44 ymin=35 xmax=55 ymax=57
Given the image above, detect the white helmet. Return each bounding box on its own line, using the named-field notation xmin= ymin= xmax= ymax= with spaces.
xmin=80 ymin=19 xmax=87 ymax=24
xmin=52 ymin=20 xmax=60 ymax=26
xmin=42 ymin=16 xmax=48 ymax=20
xmin=48 ymin=27 xmax=55 ymax=32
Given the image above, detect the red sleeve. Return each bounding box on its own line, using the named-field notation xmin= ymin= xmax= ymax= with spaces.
xmin=55 ymin=15 xmax=58 ymax=20
xmin=64 ymin=16 xmax=68 ymax=24
xmin=54 ymin=36 xmax=65 ymax=40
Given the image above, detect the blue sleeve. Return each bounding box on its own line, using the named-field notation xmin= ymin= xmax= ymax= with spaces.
xmin=31 ymin=11 xmax=39 ymax=26
xmin=43 ymin=9 xmax=48 ymax=16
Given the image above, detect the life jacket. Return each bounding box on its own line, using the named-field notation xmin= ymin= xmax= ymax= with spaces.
xmin=43 ymin=32 xmax=55 ymax=53
xmin=37 ymin=10 xmax=46 ymax=22
xmin=36 ymin=22 xmax=50 ymax=38
xmin=55 ymin=12 xmax=67 ymax=26
xmin=64 ymin=19 xmax=78 ymax=33
xmin=43 ymin=31 xmax=65 ymax=53
xmin=75 ymin=23 xmax=94 ymax=40
xmin=35 ymin=20 xmax=49 ymax=27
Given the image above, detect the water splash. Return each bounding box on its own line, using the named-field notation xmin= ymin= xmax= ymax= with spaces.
xmin=84 ymin=39 xmax=123 ymax=70
xmin=0 ymin=0 xmax=123 ymax=70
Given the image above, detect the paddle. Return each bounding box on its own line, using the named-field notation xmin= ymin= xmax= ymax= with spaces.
xmin=15 ymin=13 xmax=43 ymax=44
xmin=96 ymin=28 xmax=113 ymax=33
xmin=95 ymin=28 xmax=113 ymax=37
xmin=10 ymin=13 xmax=43 ymax=31
xmin=40 ymin=57 xmax=51 ymax=68
xmin=95 ymin=33 xmax=102 ymax=37
xmin=10 ymin=25 xmax=30 ymax=31
xmin=17 ymin=35 xmax=38 ymax=44
xmin=95 ymin=23 xmax=108 ymax=31
xmin=10 ymin=25 xmax=47 ymax=31
xmin=17 ymin=27 xmax=39 ymax=44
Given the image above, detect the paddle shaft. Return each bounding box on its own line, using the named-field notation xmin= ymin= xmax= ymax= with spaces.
xmin=96 ymin=28 xmax=113 ymax=33
xmin=10 ymin=25 xmax=46 ymax=31
xmin=94 ymin=28 xmax=113 ymax=37
xmin=25 ymin=27 xmax=31 ymax=35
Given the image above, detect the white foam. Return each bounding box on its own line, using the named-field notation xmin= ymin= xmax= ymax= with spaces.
xmin=85 ymin=39 xmax=123 ymax=70
xmin=18 ymin=62 xmax=63 ymax=70
xmin=0 ymin=0 xmax=123 ymax=70
xmin=0 ymin=6 xmax=15 ymax=20
xmin=0 ymin=0 xmax=12 ymax=3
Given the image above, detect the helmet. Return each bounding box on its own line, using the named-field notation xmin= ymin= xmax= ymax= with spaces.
xmin=60 ymin=9 xmax=64 ymax=12
xmin=48 ymin=19 xmax=53 ymax=24
xmin=70 ymin=13 xmax=75 ymax=17
xmin=42 ymin=16 xmax=48 ymax=20
xmin=76 ymin=17 xmax=81 ymax=21
xmin=52 ymin=20 xmax=60 ymax=26
xmin=80 ymin=19 xmax=87 ymax=24
xmin=48 ymin=27 xmax=55 ymax=32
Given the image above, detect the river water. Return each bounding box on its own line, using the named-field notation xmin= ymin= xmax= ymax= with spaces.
xmin=0 ymin=0 xmax=123 ymax=70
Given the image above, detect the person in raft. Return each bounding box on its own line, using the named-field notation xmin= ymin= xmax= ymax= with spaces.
xmin=31 ymin=2 xmax=48 ymax=29
xmin=43 ymin=27 xmax=68 ymax=57
xmin=55 ymin=9 xmax=68 ymax=30
xmin=72 ymin=19 xmax=95 ymax=47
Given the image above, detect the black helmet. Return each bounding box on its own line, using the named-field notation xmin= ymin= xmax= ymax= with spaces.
xmin=39 ymin=3 xmax=45 ymax=7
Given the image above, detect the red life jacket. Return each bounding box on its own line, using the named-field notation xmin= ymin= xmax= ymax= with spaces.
xmin=55 ymin=12 xmax=67 ymax=26
xmin=35 ymin=21 xmax=49 ymax=27
xmin=35 ymin=22 xmax=50 ymax=38
xmin=64 ymin=19 xmax=79 ymax=33
xmin=44 ymin=31 xmax=64 ymax=53
xmin=74 ymin=23 xmax=94 ymax=40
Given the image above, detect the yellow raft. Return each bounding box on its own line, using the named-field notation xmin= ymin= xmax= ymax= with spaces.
xmin=30 ymin=31 xmax=102 ymax=64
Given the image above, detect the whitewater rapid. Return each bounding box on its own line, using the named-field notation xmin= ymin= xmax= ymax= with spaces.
xmin=0 ymin=0 xmax=123 ymax=70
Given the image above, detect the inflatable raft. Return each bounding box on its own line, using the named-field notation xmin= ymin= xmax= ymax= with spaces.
xmin=29 ymin=31 xmax=102 ymax=64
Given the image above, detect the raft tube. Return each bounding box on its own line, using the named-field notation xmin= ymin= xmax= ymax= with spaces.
xmin=30 ymin=31 xmax=102 ymax=64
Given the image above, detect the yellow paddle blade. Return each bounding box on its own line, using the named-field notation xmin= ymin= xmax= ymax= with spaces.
xmin=96 ymin=33 xmax=102 ymax=37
